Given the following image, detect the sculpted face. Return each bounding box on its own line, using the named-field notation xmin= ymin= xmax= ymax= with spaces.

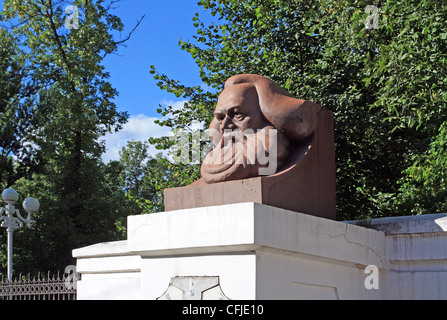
xmin=201 ymin=83 xmax=291 ymax=184
xmin=213 ymin=83 xmax=269 ymax=134
xmin=200 ymin=73 xmax=321 ymax=185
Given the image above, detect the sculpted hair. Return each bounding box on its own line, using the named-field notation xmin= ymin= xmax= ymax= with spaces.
xmin=224 ymin=74 xmax=322 ymax=143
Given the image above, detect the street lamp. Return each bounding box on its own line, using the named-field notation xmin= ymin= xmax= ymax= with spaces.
xmin=0 ymin=188 xmax=39 ymax=283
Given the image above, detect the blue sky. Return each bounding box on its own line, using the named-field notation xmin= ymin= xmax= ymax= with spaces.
xmin=103 ymin=0 xmax=212 ymax=117
xmin=101 ymin=0 xmax=216 ymax=162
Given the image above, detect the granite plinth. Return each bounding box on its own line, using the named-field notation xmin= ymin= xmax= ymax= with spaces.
xmin=164 ymin=109 xmax=336 ymax=220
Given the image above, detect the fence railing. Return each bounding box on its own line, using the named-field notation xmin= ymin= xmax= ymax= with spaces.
xmin=0 ymin=271 xmax=77 ymax=300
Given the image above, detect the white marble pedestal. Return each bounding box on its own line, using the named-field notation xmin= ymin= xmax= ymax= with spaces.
xmin=73 ymin=203 xmax=447 ymax=300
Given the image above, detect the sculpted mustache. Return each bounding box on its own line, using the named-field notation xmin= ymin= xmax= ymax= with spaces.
xmin=210 ymin=128 xmax=269 ymax=146
xmin=201 ymin=127 xmax=285 ymax=183
xmin=219 ymin=130 xmax=245 ymax=147
xmin=204 ymin=129 xmax=279 ymax=166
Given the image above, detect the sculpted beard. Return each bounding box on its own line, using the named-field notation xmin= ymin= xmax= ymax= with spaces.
xmin=201 ymin=126 xmax=291 ymax=184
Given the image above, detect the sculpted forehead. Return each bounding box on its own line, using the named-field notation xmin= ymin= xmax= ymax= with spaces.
xmin=215 ymin=83 xmax=259 ymax=113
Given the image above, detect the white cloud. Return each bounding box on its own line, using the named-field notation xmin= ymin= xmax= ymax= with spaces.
xmin=100 ymin=99 xmax=193 ymax=163
xmin=101 ymin=114 xmax=172 ymax=163
xmin=159 ymin=98 xmax=188 ymax=111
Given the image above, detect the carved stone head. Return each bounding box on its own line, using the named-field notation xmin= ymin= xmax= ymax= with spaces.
xmin=201 ymin=74 xmax=321 ymax=184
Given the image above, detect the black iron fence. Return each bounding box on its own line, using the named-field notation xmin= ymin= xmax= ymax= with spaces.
xmin=0 ymin=271 xmax=77 ymax=300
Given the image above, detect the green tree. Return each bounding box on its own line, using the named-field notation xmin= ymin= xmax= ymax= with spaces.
xmin=139 ymin=153 xmax=201 ymax=213
xmin=1 ymin=0 xmax=141 ymax=274
xmin=119 ymin=140 xmax=150 ymax=198
xmin=0 ymin=28 xmax=41 ymax=190
xmin=150 ymin=0 xmax=447 ymax=220
xmin=118 ymin=139 xmax=201 ymax=214
xmin=363 ymin=1 xmax=447 ymax=215
xmin=0 ymin=28 xmax=43 ymax=275
xmin=10 ymin=159 xmax=134 ymax=274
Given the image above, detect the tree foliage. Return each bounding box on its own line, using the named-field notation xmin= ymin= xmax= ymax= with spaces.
xmin=0 ymin=28 xmax=41 ymax=190
xmin=119 ymin=140 xmax=150 ymax=198
xmin=0 ymin=0 xmax=139 ymax=274
xmin=119 ymin=141 xmax=201 ymax=214
xmin=150 ymin=0 xmax=447 ymax=220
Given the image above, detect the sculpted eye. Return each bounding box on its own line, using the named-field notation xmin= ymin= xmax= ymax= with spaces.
xmin=234 ymin=112 xmax=244 ymax=120
xmin=232 ymin=109 xmax=244 ymax=120
xmin=215 ymin=114 xmax=225 ymax=121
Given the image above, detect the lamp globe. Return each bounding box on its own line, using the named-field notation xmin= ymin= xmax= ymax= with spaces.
xmin=1 ymin=188 xmax=19 ymax=204
xmin=23 ymin=197 xmax=40 ymax=214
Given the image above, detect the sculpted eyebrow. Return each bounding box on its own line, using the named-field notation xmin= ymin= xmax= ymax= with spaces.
xmin=226 ymin=105 xmax=242 ymax=112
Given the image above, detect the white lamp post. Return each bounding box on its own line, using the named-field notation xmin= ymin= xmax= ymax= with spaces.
xmin=0 ymin=188 xmax=39 ymax=283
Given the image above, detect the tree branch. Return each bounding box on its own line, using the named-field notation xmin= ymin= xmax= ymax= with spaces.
xmin=114 ymin=14 xmax=146 ymax=46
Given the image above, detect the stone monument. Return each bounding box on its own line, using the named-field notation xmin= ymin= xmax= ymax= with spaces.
xmin=73 ymin=74 xmax=447 ymax=300
xmin=164 ymin=74 xmax=336 ymax=220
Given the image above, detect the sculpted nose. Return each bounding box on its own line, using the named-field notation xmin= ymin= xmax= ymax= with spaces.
xmin=221 ymin=116 xmax=235 ymax=130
